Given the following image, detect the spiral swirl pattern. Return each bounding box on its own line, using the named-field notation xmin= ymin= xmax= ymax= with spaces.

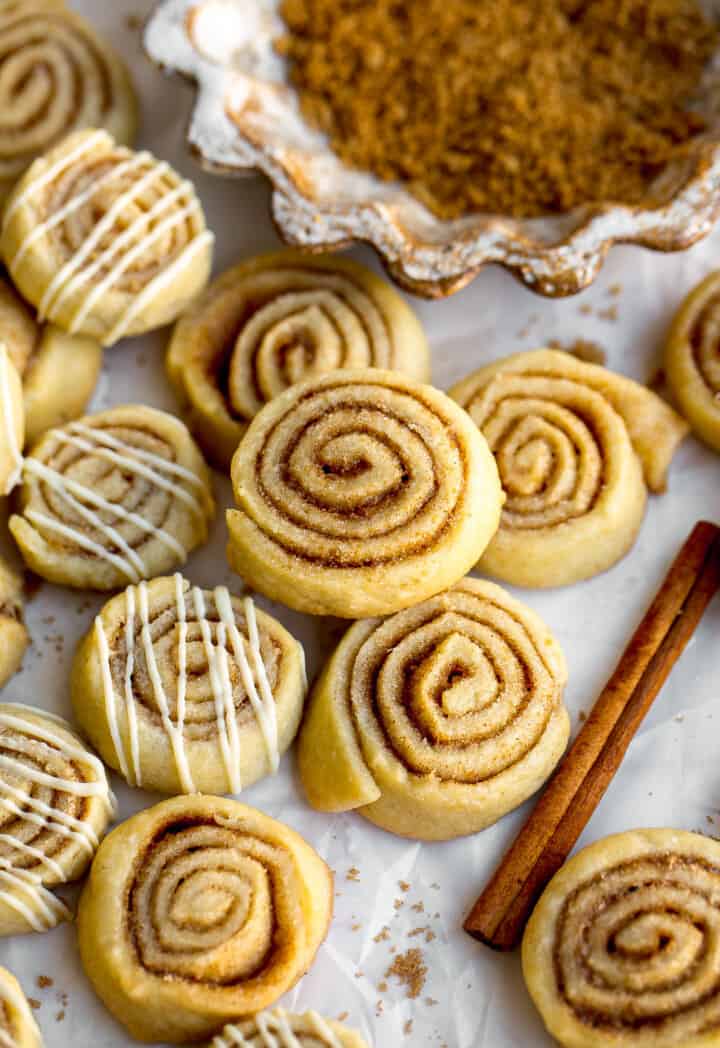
xmin=228 ymin=368 xmax=502 ymax=617
xmin=298 ymin=577 xmax=569 ymax=839
xmin=77 ymin=796 xmax=333 ymax=1044
xmin=0 ymin=702 xmax=113 ymax=937
xmin=450 ymin=349 xmax=687 ymax=587
xmin=0 ymin=1 xmax=137 ymax=198
xmin=523 ymin=829 xmax=720 ymax=1048
xmin=211 ymin=1009 xmax=368 ymax=1048
xmin=167 ymin=251 xmax=430 ymax=468
xmin=0 ymin=966 xmax=42 ymax=1048
xmin=1 ymin=130 xmax=213 ymax=346
xmin=10 ymin=405 xmax=215 ymax=591
xmin=72 ymin=574 xmax=307 ymax=795
xmin=665 ymin=271 xmax=720 ymax=454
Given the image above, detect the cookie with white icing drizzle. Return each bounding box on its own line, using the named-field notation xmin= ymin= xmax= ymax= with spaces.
xmin=9 ymin=404 xmax=215 ymax=591
xmin=0 ymin=702 xmax=114 ymax=937
xmin=0 ymin=341 xmax=23 ymax=496
xmin=71 ymin=574 xmax=307 ymax=795
xmin=0 ymin=271 xmax=102 ymax=448
xmin=0 ymin=557 xmax=29 ymax=691
xmin=209 ymin=1009 xmax=368 ymax=1048
xmin=0 ymin=966 xmax=43 ymax=1047
xmin=1 ymin=129 xmax=213 ymax=347
xmin=0 ymin=1 xmax=137 ymax=203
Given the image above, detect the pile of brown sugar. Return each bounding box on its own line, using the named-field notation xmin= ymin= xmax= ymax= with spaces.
xmin=277 ymin=0 xmax=717 ymax=219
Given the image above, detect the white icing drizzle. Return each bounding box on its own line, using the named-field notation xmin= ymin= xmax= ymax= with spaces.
xmin=2 ymin=129 xmax=111 ymax=230
xmin=4 ymin=127 xmax=213 ymax=346
xmin=0 ymin=706 xmax=111 ymax=932
xmin=212 ymin=1010 xmax=345 ymax=1048
xmin=0 ymin=343 xmax=22 ymax=495
xmin=22 ymin=417 xmax=207 ymax=581
xmin=95 ymin=576 xmax=280 ymax=794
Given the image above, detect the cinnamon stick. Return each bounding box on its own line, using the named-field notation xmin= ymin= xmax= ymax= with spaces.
xmin=464 ymin=520 xmax=720 ymax=951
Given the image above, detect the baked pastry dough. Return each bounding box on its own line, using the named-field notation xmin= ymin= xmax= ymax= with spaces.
xmin=665 ymin=271 xmax=720 ymax=453
xmin=0 ymin=273 xmax=101 ymax=447
xmin=1 ymin=129 xmax=213 ymax=347
xmin=10 ymin=405 xmax=215 ymax=590
xmin=209 ymin=1010 xmax=368 ymax=1048
xmin=0 ymin=702 xmax=113 ymax=936
xmin=0 ymin=557 xmax=29 ymax=689
xmin=299 ymin=577 xmax=568 ymax=839
xmin=167 ymin=250 xmax=431 ymax=468
xmin=450 ymin=349 xmax=688 ymax=587
xmin=0 ymin=341 xmax=23 ymax=495
xmin=0 ymin=966 xmax=42 ymax=1048
xmin=77 ymin=795 xmax=333 ymax=1044
xmin=0 ymin=1 xmax=137 ymax=202
xmin=522 ymin=828 xmax=720 ymax=1048
xmin=72 ymin=574 xmax=307 ymax=795
xmin=227 ymin=368 xmax=503 ymax=617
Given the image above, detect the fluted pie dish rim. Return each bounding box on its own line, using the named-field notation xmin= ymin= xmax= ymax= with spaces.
xmin=145 ymin=0 xmax=720 ymax=299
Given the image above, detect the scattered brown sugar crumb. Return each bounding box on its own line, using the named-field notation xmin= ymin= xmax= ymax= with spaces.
xmin=375 ymin=1000 xmax=384 ymax=1016
xmin=398 ymin=880 xmax=410 ymax=892
xmin=597 ymin=305 xmax=619 ymax=322
xmin=393 ymin=898 xmax=404 ymax=910
xmin=377 ymin=980 xmax=388 ymax=993
xmin=125 ymin=13 xmax=143 ymax=31
xmin=409 ymin=925 xmax=436 ymax=943
xmin=337 ymin=1012 xmax=349 ymax=1022
xmin=410 ymin=901 xmax=425 ymax=914
xmin=550 ymin=338 xmax=607 ymax=365
xmin=385 ymin=948 xmax=427 ymax=1000
xmin=374 ymin=925 xmax=391 ymax=943
xmin=579 ymin=303 xmax=593 ymax=316
xmin=346 ymin=866 xmax=360 ymax=882
xmin=404 ymin=1020 xmax=414 ymax=1036
xmin=425 ymin=997 xmax=439 ymax=1007
xmin=55 ymin=1011 xmax=65 ymax=1023
xmin=36 ymin=976 xmax=53 ymax=989
xmin=279 ymin=0 xmax=717 ymax=219
xmin=608 ymin=283 xmax=623 ymax=297
xmin=28 ymin=998 xmax=40 ymax=1011
xmin=579 ymin=710 xmax=587 ymax=723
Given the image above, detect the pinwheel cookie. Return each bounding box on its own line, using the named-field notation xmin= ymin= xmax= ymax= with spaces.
xmin=72 ymin=574 xmax=307 ymax=795
xmin=77 ymin=795 xmax=333 ymax=1044
xmin=0 ymin=557 xmax=29 ymax=689
xmin=1 ymin=130 xmax=213 ymax=347
xmin=9 ymin=405 xmax=215 ymax=591
xmin=167 ymin=250 xmax=430 ymax=468
xmin=299 ymin=577 xmax=569 ymax=839
xmin=228 ymin=368 xmax=503 ymax=617
xmin=665 ymin=270 xmax=720 ymax=453
xmin=210 ymin=1010 xmax=368 ymax=1048
xmin=523 ymin=829 xmax=720 ymax=1048
xmin=0 ymin=272 xmax=101 ymax=447
xmin=0 ymin=341 xmax=23 ymax=495
xmin=0 ymin=966 xmax=42 ymax=1047
xmin=0 ymin=1 xmax=137 ymax=201
xmin=0 ymin=702 xmax=114 ymax=936
xmin=450 ymin=349 xmax=688 ymax=587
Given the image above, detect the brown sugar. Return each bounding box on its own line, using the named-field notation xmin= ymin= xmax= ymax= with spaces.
xmin=278 ymin=0 xmax=717 ymax=218
xmin=385 ymin=947 xmax=427 ymax=1000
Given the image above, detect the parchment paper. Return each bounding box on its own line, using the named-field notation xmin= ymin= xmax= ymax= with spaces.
xmin=1 ymin=3 xmax=719 ymax=1045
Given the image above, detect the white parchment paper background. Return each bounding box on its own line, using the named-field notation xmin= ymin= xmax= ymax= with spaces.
xmin=0 ymin=3 xmax=719 ymax=1045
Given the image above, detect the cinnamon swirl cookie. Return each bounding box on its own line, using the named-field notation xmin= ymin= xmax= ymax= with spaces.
xmin=665 ymin=271 xmax=720 ymax=453
xmin=450 ymin=349 xmax=688 ymax=587
xmin=0 ymin=1 xmax=137 ymax=202
xmin=9 ymin=405 xmax=215 ymax=591
xmin=0 ymin=966 xmax=42 ymax=1047
xmin=0 ymin=273 xmax=101 ymax=447
xmin=228 ymin=369 xmax=503 ymax=617
xmin=522 ymin=829 xmax=720 ymax=1048
xmin=1 ymin=130 xmax=213 ymax=347
xmin=0 ymin=702 xmax=114 ymax=936
xmin=167 ymin=251 xmax=430 ymax=468
xmin=0 ymin=341 xmax=23 ymax=495
xmin=0 ymin=558 xmax=29 ymax=690
xmin=299 ymin=577 xmax=568 ymax=839
xmin=77 ymin=795 xmax=333 ymax=1043
xmin=72 ymin=574 xmax=307 ymax=795
xmin=209 ymin=1010 xmax=368 ymax=1048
